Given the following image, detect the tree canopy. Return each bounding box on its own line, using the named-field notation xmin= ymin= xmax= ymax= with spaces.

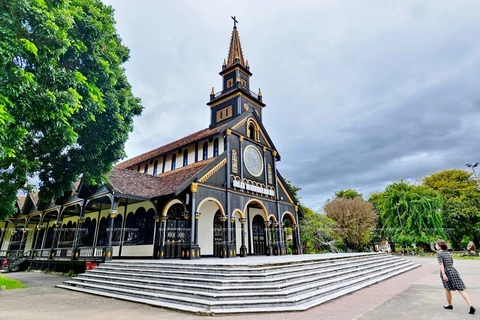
xmin=422 ymin=169 xmax=480 ymax=249
xmin=371 ymin=181 xmax=444 ymax=249
xmin=0 ymin=0 xmax=142 ymax=219
xmin=324 ymin=197 xmax=377 ymax=251
xmin=334 ymin=189 xmax=363 ymax=200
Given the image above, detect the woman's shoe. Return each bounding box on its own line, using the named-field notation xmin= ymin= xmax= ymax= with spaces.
xmin=443 ymin=305 xmax=453 ymax=310
xmin=470 ymin=306 xmax=476 ymax=314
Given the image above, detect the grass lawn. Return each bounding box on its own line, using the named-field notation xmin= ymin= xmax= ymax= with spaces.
xmin=0 ymin=275 xmax=27 ymax=290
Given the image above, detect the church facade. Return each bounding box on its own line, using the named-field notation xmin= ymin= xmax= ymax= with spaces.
xmin=0 ymin=23 xmax=301 ymax=268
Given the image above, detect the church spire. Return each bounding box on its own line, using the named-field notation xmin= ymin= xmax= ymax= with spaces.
xmin=225 ymin=16 xmax=246 ymax=69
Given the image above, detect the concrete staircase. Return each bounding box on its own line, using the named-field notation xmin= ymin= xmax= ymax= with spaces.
xmin=57 ymin=252 xmax=419 ymax=315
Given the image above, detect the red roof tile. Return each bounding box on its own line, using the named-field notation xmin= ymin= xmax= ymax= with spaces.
xmin=116 ymin=126 xmax=225 ymax=169
xmin=109 ymin=158 xmax=216 ymax=198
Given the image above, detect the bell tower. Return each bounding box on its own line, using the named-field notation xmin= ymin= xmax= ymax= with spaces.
xmin=208 ymin=17 xmax=265 ymax=128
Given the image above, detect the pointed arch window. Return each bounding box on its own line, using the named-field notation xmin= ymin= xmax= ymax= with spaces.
xmin=183 ymin=150 xmax=188 ymax=167
xmin=246 ymin=119 xmax=260 ymax=142
xmin=203 ymin=142 xmax=208 ymax=160
xmin=267 ymin=163 xmax=273 ymax=184
xmin=144 ymin=163 xmax=148 ymax=174
xmin=153 ymin=160 xmax=158 ymax=176
xmin=213 ymin=138 xmax=219 ymax=157
xmin=171 ymin=154 xmax=176 ymax=170
xmin=232 ymin=149 xmax=238 ymax=173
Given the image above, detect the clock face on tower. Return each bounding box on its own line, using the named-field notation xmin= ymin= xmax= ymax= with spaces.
xmin=243 ymin=145 xmax=263 ymax=177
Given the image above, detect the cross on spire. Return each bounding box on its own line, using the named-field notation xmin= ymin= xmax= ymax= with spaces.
xmin=231 ymin=16 xmax=238 ymax=28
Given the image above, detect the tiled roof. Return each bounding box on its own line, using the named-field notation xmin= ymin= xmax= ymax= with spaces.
xmin=17 ymin=195 xmax=26 ymax=210
xmin=109 ymin=158 xmax=216 ymax=198
xmin=226 ymin=26 xmax=246 ymax=68
xmin=30 ymin=192 xmax=39 ymax=206
xmin=115 ymin=126 xmax=225 ymax=169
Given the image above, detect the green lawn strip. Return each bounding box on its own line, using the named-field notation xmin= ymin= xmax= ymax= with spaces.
xmin=0 ymin=275 xmax=28 ymax=290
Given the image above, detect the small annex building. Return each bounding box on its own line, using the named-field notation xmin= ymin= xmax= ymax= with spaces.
xmin=0 ymin=22 xmax=302 ymax=267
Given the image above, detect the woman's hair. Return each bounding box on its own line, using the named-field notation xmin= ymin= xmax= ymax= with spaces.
xmin=436 ymin=239 xmax=448 ymax=250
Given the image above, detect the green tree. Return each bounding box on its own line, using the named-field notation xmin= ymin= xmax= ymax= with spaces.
xmin=375 ymin=181 xmax=444 ymax=251
xmin=0 ymin=0 xmax=142 ymax=219
xmin=422 ymin=169 xmax=480 ymax=249
xmin=335 ymin=189 xmax=363 ymax=200
xmin=324 ymin=197 xmax=377 ymax=251
xmin=284 ymin=178 xmax=301 ymax=202
xmin=299 ymin=205 xmax=341 ymax=253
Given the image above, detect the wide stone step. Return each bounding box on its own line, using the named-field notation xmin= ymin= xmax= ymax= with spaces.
xmin=58 ymin=261 xmax=419 ymax=314
xmin=67 ymin=260 xmax=416 ymax=302
xmin=57 ymin=254 xmax=421 ymax=314
xmin=91 ymin=255 xmax=399 ymax=282
xmin=76 ymin=258 xmax=408 ymax=293
xmin=101 ymin=253 xmax=385 ymax=275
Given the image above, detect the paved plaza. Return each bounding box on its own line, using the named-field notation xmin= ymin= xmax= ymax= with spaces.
xmin=0 ymin=256 xmax=478 ymax=320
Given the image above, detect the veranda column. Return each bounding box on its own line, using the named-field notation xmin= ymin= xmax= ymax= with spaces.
xmin=219 ymin=214 xmax=228 ymax=258
xmin=105 ymin=206 xmax=117 ymax=261
xmin=292 ymin=224 xmax=301 ymax=255
xmin=272 ymin=221 xmax=279 ymax=255
xmin=157 ymin=215 xmax=167 ymax=259
xmin=229 ymin=216 xmax=236 ymax=257
xmin=194 ymin=212 xmax=201 ymax=245
xmin=72 ymin=202 xmax=86 ymax=261
xmin=49 ymin=220 xmax=62 ymax=260
xmin=264 ymin=221 xmax=272 ymax=256
xmin=32 ymin=224 xmax=43 ymax=258
xmin=277 ymin=221 xmax=286 ymax=255
xmin=181 ymin=184 xmax=201 ymax=260
xmin=239 ymin=218 xmax=247 ymax=257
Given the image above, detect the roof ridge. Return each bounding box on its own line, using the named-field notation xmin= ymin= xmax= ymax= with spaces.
xmin=116 ymin=124 xmax=226 ymax=169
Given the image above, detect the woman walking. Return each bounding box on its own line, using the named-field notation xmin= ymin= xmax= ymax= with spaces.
xmin=436 ymin=239 xmax=475 ymax=314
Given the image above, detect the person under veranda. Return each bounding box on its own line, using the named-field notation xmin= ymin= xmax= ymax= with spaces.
xmin=436 ymin=239 xmax=475 ymax=314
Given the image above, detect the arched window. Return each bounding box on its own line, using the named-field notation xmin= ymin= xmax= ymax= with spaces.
xmin=183 ymin=150 xmax=188 ymax=167
xmin=124 ymin=212 xmax=136 ymax=244
xmin=144 ymin=163 xmax=148 ymax=174
xmin=202 ymin=142 xmax=208 ymax=160
xmin=112 ymin=215 xmax=123 ymax=245
xmin=232 ymin=149 xmax=238 ymax=173
xmin=267 ymin=163 xmax=273 ymax=184
xmin=135 ymin=208 xmax=147 ymax=244
xmin=171 ymin=154 xmax=176 ymax=170
xmin=248 ymin=123 xmax=255 ymax=140
xmin=246 ymin=119 xmax=260 ymax=142
xmin=144 ymin=209 xmax=156 ymax=245
xmin=45 ymin=226 xmax=54 ymax=249
xmin=213 ymin=138 xmax=219 ymax=156
xmin=153 ymin=160 xmax=158 ymax=176
xmin=82 ymin=218 xmax=96 ymax=247
xmin=97 ymin=217 xmax=108 ymax=246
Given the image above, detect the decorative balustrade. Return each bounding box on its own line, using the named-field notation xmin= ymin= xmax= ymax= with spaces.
xmin=212 ymin=86 xmax=260 ymax=100
xmin=78 ymin=246 xmax=106 ymax=261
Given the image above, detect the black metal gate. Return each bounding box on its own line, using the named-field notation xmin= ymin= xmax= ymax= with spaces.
xmin=213 ymin=211 xmax=223 ymax=257
xmin=165 ymin=204 xmax=188 ymax=258
xmin=252 ymin=215 xmax=265 ymax=255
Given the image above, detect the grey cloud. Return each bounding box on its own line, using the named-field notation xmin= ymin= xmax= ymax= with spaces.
xmin=103 ymin=0 xmax=480 ymax=211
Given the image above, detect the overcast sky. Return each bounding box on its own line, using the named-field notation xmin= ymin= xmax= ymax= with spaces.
xmin=102 ymin=0 xmax=480 ymax=211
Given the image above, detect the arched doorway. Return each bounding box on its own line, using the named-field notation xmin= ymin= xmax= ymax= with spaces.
xmin=196 ymin=198 xmax=225 ymax=256
xmin=252 ymin=215 xmax=266 ymax=255
xmin=165 ymin=203 xmax=187 ymax=258
xmin=213 ymin=210 xmax=224 ymax=257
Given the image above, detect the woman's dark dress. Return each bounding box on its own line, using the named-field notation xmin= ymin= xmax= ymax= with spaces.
xmin=437 ymin=250 xmax=466 ymax=291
